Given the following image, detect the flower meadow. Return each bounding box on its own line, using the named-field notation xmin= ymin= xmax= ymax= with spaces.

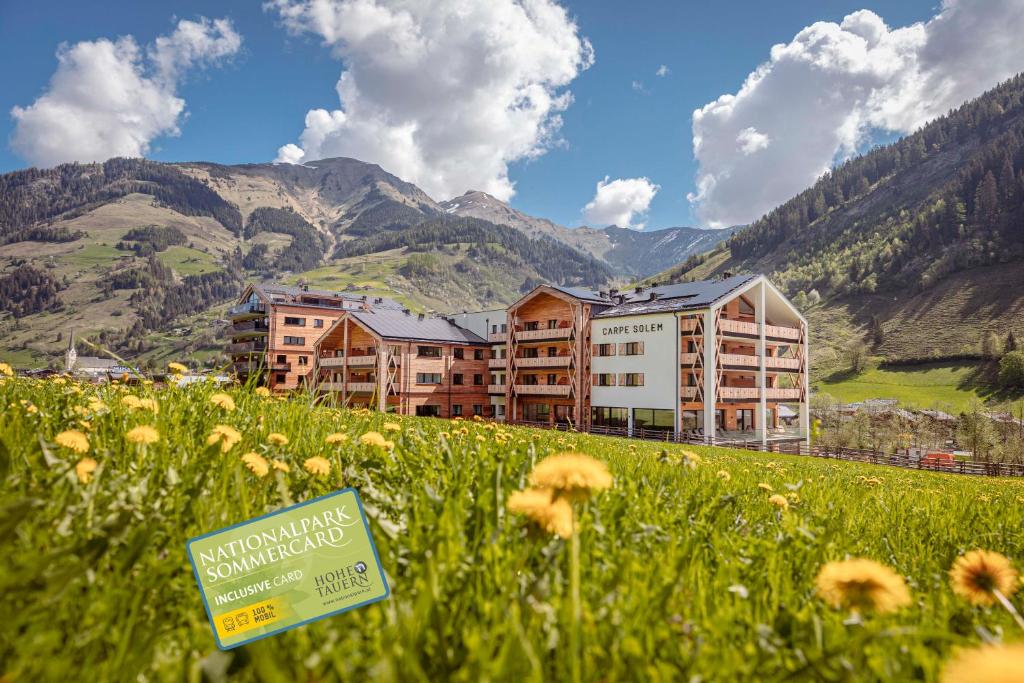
xmin=2 ymin=370 xmax=1024 ymax=681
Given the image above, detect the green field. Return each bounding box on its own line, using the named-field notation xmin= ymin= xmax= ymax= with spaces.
xmin=2 ymin=373 xmax=1023 ymax=681
xmin=816 ymin=362 xmax=990 ymax=412
xmin=157 ymin=245 xmax=220 ymax=276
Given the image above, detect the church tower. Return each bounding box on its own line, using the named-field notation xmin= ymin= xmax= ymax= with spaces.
xmin=65 ymin=330 xmax=77 ymax=373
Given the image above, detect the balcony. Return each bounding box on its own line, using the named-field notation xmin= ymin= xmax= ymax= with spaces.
xmin=718 ymin=319 xmax=759 ymax=338
xmin=680 ymin=318 xmax=700 ymax=334
xmin=765 ymin=324 xmax=801 ymax=342
xmin=232 ymin=360 xmax=264 ymax=375
xmin=514 ymin=327 xmax=571 ymax=342
xmin=766 ymin=356 xmax=801 ymax=371
xmin=720 ymin=353 xmax=759 ymax=368
xmin=766 ymin=387 xmax=802 ymax=400
xmin=227 ymin=341 xmax=267 ymax=355
xmin=488 ymin=332 xmax=507 ymax=343
xmin=513 ymin=384 xmax=571 ymax=397
xmin=231 ymin=320 xmax=269 ymax=335
xmin=680 ymin=352 xmax=699 ymax=365
xmin=228 ymin=302 xmax=266 ymax=318
xmin=270 ymin=362 xmax=291 ymax=372
xmin=719 ymin=387 xmax=760 ymax=400
xmin=681 ymin=386 xmax=699 ymax=399
xmin=514 ymin=356 xmax=570 ymax=368
xmin=488 ymin=358 xmax=506 ymax=369
xmin=487 ymin=384 xmax=505 ymax=394
xmin=320 ymin=381 xmax=376 ymax=393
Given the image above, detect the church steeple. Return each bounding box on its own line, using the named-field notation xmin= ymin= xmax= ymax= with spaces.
xmin=65 ymin=330 xmax=77 ymax=372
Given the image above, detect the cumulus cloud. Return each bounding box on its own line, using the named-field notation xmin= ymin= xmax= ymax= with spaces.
xmin=10 ymin=17 xmax=240 ymax=168
xmin=267 ymin=0 xmax=593 ymax=201
xmin=688 ymin=0 xmax=1024 ymax=228
xmin=656 ymin=64 xmax=670 ymax=77
xmin=582 ymin=176 xmax=660 ymax=229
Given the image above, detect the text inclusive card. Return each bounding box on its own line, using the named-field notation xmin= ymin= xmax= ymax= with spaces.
xmin=187 ymin=488 xmax=390 ymax=649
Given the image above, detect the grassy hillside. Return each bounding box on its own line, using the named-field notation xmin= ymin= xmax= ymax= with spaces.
xmin=816 ymin=362 xmax=989 ymax=412
xmin=2 ymin=374 xmax=1024 ymax=680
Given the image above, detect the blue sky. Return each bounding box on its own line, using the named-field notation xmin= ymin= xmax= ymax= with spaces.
xmin=0 ymin=1 xmax=1005 ymax=230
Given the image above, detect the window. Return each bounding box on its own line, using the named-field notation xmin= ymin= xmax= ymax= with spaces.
xmin=491 ymin=324 xmax=498 ymax=334
xmin=682 ymin=410 xmax=702 ymax=431
xmin=454 ymin=348 xmax=464 ymax=360
xmin=737 ymin=409 xmax=755 ymax=431
xmin=496 ymin=404 xmax=506 ymax=417
xmin=452 ymin=373 xmax=464 ymax=385
xmin=547 ymin=374 xmax=557 ymax=385
xmin=284 ymin=317 xmax=305 ymax=326
xmin=416 ymin=405 xmax=441 ymax=417
xmin=595 ymin=373 xmax=615 ymax=386
xmin=623 ymin=342 xmax=643 ymax=356
xmin=452 ymin=404 xmax=463 ymax=416
xmin=622 ymin=373 xmax=644 ymax=387
xmin=687 ymin=340 xmax=697 ymax=353
xmin=547 ymin=319 xmax=558 ymax=329
xmin=283 ymin=336 xmax=304 ymax=345
xmin=297 ymin=356 xmax=308 ymax=366
xmin=524 ymin=403 xmax=550 ymax=422
xmin=314 ymin=319 xmax=324 ymax=328
xmin=634 ymin=408 xmax=674 ymax=431
xmin=591 ymin=407 xmax=628 ymax=428
xmin=276 ymin=355 xmax=287 ymax=363
xmin=418 ymin=345 xmax=441 ymax=357
xmin=687 ymin=373 xmax=697 ymax=386
xmin=501 ymin=323 xmax=507 ymax=332
xmin=473 ymin=404 xmax=483 ymax=416
xmin=416 ymin=373 xmax=442 ymax=384
xmin=522 ymin=347 xmax=538 ymax=359
xmin=554 ymin=405 xmax=573 ymax=423
xmin=474 ymin=349 xmax=484 ymax=360
xmin=523 ymin=374 xmax=538 ymax=385
xmin=547 ymin=347 xmax=558 ymax=357
xmin=524 ymin=321 xmax=539 ymax=331
xmin=275 ymin=374 xmax=286 ymax=383
xmin=596 ymin=343 xmax=615 ymax=357
xmin=473 ymin=374 xmax=483 ymax=386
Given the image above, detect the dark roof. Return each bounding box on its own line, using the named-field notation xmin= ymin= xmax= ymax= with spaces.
xmin=594 ymin=274 xmax=758 ymax=317
xmin=548 ymin=285 xmax=610 ymax=304
xmin=351 ymin=309 xmax=488 ymax=344
xmin=252 ymin=282 xmax=403 ymax=310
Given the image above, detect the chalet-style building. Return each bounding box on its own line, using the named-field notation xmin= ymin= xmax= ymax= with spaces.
xmin=227 ymin=284 xmax=401 ymax=391
xmin=313 ymin=308 xmax=491 ymax=418
xmin=228 ymin=275 xmax=809 ymax=444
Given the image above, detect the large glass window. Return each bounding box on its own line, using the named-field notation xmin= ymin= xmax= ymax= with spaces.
xmin=736 ymin=409 xmax=755 ymax=431
xmin=596 ymin=343 xmax=615 ymax=357
xmin=416 ymin=373 xmax=442 ymax=384
xmin=681 ymin=410 xmax=702 ymax=431
xmin=524 ymin=403 xmax=550 ymax=422
xmin=634 ymin=408 xmax=674 ymax=431
xmin=591 ymin=407 xmax=628 ymax=428
xmin=417 ymin=346 xmax=441 ymax=357
xmin=283 ymin=336 xmax=304 ymax=345
xmin=554 ymin=405 xmax=574 ymax=423
xmin=416 ymin=405 xmax=441 ymax=417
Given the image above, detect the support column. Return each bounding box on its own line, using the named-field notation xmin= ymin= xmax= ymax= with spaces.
xmin=377 ymin=340 xmax=387 ymax=413
xmin=801 ymin=322 xmax=811 ymax=445
xmin=758 ymin=283 xmax=767 ymax=448
xmin=702 ymin=309 xmax=717 ymax=444
xmin=674 ymin=314 xmax=681 ymax=439
xmin=342 ymin=317 xmax=349 ymax=404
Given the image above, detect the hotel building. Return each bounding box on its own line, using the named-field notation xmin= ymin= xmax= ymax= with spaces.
xmin=228 ymin=274 xmax=808 ymax=444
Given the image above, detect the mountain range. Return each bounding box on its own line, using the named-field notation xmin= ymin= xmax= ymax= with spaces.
xmin=0 ymin=155 xmax=731 ymax=368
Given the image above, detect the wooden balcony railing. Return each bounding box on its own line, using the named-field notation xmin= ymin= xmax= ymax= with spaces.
xmin=766 ymin=387 xmax=802 ymax=400
xmin=680 ymin=352 xmax=699 ymax=365
xmin=488 ymin=358 xmax=506 ymax=368
xmin=765 ymin=324 xmax=801 ymax=341
xmin=487 ymin=384 xmax=505 ymax=394
xmin=231 ymin=320 xmax=269 ymax=335
xmin=226 ymin=341 xmax=267 ymax=354
xmin=718 ymin=319 xmax=759 ymax=337
xmin=488 ymin=332 xmax=507 ymax=342
xmin=321 ymin=381 xmax=376 ymax=393
xmin=681 ymin=386 xmax=699 ymax=399
xmin=766 ymin=356 xmax=801 ymax=370
xmin=514 ymin=356 xmax=570 ymax=368
xmin=515 ymin=328 xmax=571 ymax=341
xmin=513 ymin=384 xmax=571 ymax=397
xmin=720 ymin=352 xmax=759 ymax=367
xmin=719 ymin=387 xmax=760 ymax=400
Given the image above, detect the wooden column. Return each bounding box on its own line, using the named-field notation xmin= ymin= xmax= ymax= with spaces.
xmin=758 ymin=283 xmax=768 ymax=447
xmin=702 ymin=308 xmax=717 ymax=444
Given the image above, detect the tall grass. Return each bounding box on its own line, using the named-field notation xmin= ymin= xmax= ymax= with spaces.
xmin=1 ymin=374 xmax=1023 ymax=681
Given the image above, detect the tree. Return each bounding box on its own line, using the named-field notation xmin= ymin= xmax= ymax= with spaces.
xmin=1007 ymin=330 xmax=1019 ymax=353
xmin=973 ymin=171 xmax=999 ymax=230
xmin=981 ymin=331 xmax=1003 ymax=360
xmin=999 ymin=350 xmax=1024 ymax=389
xmin=844 ymin=339 xmax=869 ymax=374
xmin=957 ymin=401 xmax=998 ymax=462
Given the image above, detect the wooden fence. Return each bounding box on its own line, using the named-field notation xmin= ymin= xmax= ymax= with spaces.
xmin=505 ymin=421 xmax=1024 ymax=478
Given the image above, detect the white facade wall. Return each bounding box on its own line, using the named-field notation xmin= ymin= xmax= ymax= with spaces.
xmin=590 ymin=312 xmax=678 ymax=410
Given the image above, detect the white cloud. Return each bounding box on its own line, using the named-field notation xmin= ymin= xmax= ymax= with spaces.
xmin=10 ymin=17 xmax=240 ymax=168
xmin=656 ymin=64 xmax=670 ymax=77
xmin=267 ymin=0 xmax=593 ymax=202
xmin=688 ymin=0 xmax=1024 ymax=228
xmin=582 ymin=176 xmax=660 ymax=229
xmin=631 ymin=80 xmax=650 ymax=95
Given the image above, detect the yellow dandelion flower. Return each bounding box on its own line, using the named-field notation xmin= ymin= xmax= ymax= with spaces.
xmin=941 ymin=643 xmax=1024 ymax=683
xmin=254 ymin=386 xmax=271 ymax=397
xmin=25 ymin=404 xmax=38 ymax=414
xmin=382 ymin=422 xmax=401 ymax=432
xmin=206 ymin=424 xmax=242 ymax=453
xmin=360 ymin=431 xmax=390 ymax=448
xmin=121 ymin=395 xmax=142 ymax=410
xmin=949 ymin=549 xmax=1019 ymax=606
xmin=476 ymin=435 xmax=486 ymax=442
xmin=815 ymin=558 xmax=911 ymax=614
xmin=267 ymin=433 xmax=289 ymax=446
xmin=87 ymin=397 xmax=107 ymax=412
xmin=126 ymin=425 xmax=160 ymax=445
xmin=0 ymin=361 xmax=12 ymax=377
xmin=717 ymin=470 xmax=732 ymax=481
xmin=325 ymin=432 xmax=349 ymax=445
xmin=241 ymin=452 xmax=269 ymax=478
xmin=681 ymin=450 xmax=702 ymax=464
xmin=472 ymin=414 xmax=483 ymax=422
xmin=271 ymin=459 xmax=290 ymax=473
xmin=768 ymin=494 xmax=789 ymax=510
xmin=75 ymin=457 xmax=98 ymax=484
xmin=167 ymin=362 xmax=188 ymax=375
xmin=137 ymin=398 xmax=159 ymax=413
xmin=508 ymin=488 xmax=574 ymax=538
xmin=303 ymin=456 xmax=331 ymax=476
xmin=210 ymin=393 xmax=236 ymax=411
xmin=55 ymin=430 xmax=90 ymax=454
xmin=528 ymin=452 xmax=613 ymax=499
xmin=758 ymin=482 xmax=773 ymax=492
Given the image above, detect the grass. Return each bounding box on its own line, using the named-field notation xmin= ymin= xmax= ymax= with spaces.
xmin=816 ymin=362 xmax=990 ymax=412
xmin=2 ymin=373 xmax=1024 ymax=681
xmin=64 ymin=243 xmax=128 ymax=268
xmin=157 ymin=246 xmax=220 ymax=276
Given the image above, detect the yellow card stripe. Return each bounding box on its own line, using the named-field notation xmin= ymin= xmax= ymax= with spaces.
xmin=214 ymin=597 xmax=288 ymax=640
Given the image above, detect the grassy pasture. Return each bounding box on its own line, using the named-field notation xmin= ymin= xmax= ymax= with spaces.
xmin=1 ymin=375 xmax=1023 ymax=681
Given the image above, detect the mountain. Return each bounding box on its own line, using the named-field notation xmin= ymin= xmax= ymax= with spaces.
xmin=440 ymin=189 xmax=736 ymax=278
xmin=657 ymin=74 xmax=1024 ymax=372
xmin=0 ymin=156 xmax=612 ymax=369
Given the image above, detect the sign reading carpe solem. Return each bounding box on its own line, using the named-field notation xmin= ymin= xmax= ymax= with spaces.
xmin=187 ymin=488 xmax=390 ymax=649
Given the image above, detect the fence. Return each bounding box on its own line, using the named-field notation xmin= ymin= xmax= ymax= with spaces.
xmin=505 ymin=420 xmax=1024 ymax=478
